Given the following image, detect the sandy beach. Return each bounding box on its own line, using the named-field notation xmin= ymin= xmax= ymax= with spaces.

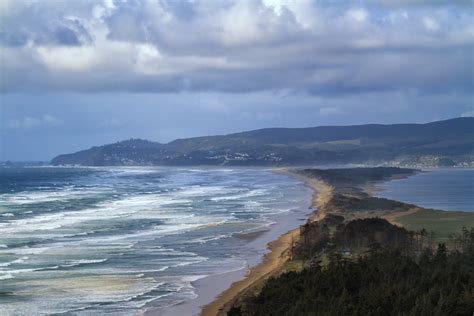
xmin=200 ymin=228 xmax=297 ymax=316
xmin=198 ymin=171 xmax=334 ymax=316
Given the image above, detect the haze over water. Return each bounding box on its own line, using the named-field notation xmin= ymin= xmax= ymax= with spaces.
xmin=376 ymin=169 xmax=474 ymax=212
xmin=0 ymin=167 xmax=311 ymax=315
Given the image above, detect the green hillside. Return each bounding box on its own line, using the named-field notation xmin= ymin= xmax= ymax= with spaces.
xmin=51 ymin=117 xmax=474 ymax=166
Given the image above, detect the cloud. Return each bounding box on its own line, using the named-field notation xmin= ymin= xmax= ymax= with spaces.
xmin=5 ymin=114 xmax=63 ymax=130
xmin=346 ymin=8 xmax=368 ymax=22
xmin=319 ymin=107 xmax=345 ymax=116
xmin=0 ymin=0 xmax=472 ymax=97
xmin=100 ymin=117 xmax=122 ymax=128
xmin=422 ymin=17 xmax=439 ymax=31
xmin=461 ymin=110 xmax=474 ymax=117
xmin=368 ymin=0 xmax=473 ymax=7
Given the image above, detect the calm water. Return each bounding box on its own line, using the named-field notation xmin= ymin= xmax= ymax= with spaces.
xmin=376 ymin=169 xmax=474 ymax=212
xmin=0 ymin=167 xmax=311 ymax=315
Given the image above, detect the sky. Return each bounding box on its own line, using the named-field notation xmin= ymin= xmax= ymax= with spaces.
xmin=0 ymin=0 xmax=473 ymax=161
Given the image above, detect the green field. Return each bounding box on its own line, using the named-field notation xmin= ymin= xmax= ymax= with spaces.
xmin=396 ymin=209 xmax=474 ymax=242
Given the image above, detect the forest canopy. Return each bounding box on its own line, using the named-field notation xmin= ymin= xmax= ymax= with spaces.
xmin=229 ymin=219 xmax=474 ymax=316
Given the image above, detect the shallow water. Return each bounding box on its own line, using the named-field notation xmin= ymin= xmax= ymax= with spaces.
xmin=376 ymin=168 xmax=474 ymax=212
xmin=0 ymin=166 xmax=312 ymax=315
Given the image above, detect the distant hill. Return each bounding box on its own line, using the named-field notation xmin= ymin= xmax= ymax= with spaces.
xmin=51 ymin=139 xmax=163 ymax=166
xmin=51 ymin=117 xmax=474 ymax=167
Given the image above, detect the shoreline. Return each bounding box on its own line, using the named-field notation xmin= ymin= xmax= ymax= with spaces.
xmin=199 ymin=170 xmax=333 ymax=316
xmin=151 ymin=167 xmax=473 ymax=315
xmin=200 ymin=228 xmax=299 ymax=316
xmin=200 ymin=167 xmax=423 ymax=315
xmin=146 ymin=169 xmax=315 ymax=316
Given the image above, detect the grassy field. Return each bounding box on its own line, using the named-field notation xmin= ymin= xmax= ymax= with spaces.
xmin=395 ymin=209 xmax=474 ymax=242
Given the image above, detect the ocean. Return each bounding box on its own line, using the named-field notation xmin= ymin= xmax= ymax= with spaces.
xmin=376 ymin=168 xmax=474 ymax=212
xmin=0 ymin=167 xmax=312 ymax=315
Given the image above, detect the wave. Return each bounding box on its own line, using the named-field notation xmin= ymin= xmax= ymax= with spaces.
xmin=0 ymin=256 xmax=29 ymax=267
xmin=0 ymin=273 xmax=13 ymax=280
xmin=175 ymin=185 xmax=237 ymax=197
xmin=0 ymin=167 xmax=313 ymax=315
xmin=0 ymin=267 xmax=37 ymax=279
xmin=184 ymin=233 xmax=232 ymax=244
xmin=106 ymin=167 xmax=163 ymax=176
xmin=60 ymin=258 xmax=109 ymax=268
xmin=0 ymin=259 xmax=107 ymax=278
xmin=0 ymin=246 xmax=50 ymax=255
xmin=31 ymin=258 xmax=110 ymax=272
xmin=0 ymin=193 xmax=202 ymax=235
xmin=210 ymin=189 xmax=267 ymax=202
xmin=0 ymin=187 xmax=110 ymax=206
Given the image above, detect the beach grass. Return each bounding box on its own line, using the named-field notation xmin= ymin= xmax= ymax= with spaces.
xmin=395 ymin=209 xmax=474 ymax=242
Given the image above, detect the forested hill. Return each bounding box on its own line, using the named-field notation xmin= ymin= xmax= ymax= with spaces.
xmin=51 ymin=117 xmax=474 ymax=167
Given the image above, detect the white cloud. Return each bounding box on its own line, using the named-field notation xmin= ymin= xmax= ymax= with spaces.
xmin=215 ymin=2 xmax=268 ymax=46
xmin=36 ymin=45 xmax=99 ymax=72
xmin=423 ymin=17 xmax=439 ymax=31
xmin=5 ymin=114 xmax=63 ymax=130
xmin=461 ymin=110 xmax=474 ymax=117
xmin=0 ymin=0 xmax=472 ymax=96
xmin=371 ymin=0 xmax=473 ymax=6
xmin=347 ymin=8 xmax=369 ymax=22
xmin=42 ymin=114 xmax=63 ymax=126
